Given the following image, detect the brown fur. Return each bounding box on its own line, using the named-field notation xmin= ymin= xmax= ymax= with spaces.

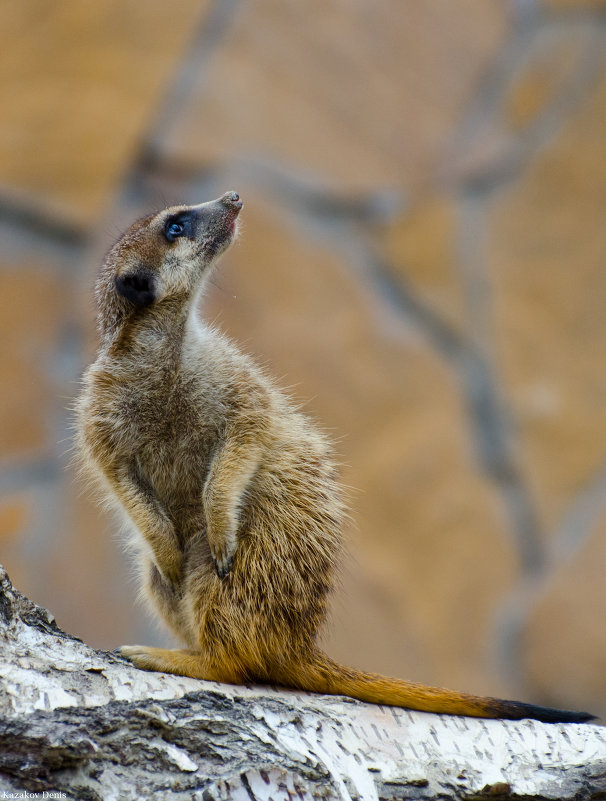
xmin=75 ymin=193 xmax=592 ymax=724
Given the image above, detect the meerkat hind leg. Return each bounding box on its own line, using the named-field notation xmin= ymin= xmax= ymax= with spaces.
xmin=118 ymin=645 xmax=243 ymax=683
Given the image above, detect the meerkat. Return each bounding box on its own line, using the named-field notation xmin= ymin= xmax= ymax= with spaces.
xmin=76 ymin=191 xmax=593 ymax=723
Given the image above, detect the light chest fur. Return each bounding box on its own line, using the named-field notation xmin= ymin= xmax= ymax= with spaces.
xmin=79 ymin=320 xmax=275 ymax=542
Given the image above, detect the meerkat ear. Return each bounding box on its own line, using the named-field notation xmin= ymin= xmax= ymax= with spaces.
xmin=115 ymin=270 xmax=156 ymax=307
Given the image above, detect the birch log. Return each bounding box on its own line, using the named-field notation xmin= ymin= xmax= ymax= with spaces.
xmin=0 ymin=566 xmax=605 ymax=801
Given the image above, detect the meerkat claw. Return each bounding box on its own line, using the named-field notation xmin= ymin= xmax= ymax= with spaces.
xmin=213 ymin=554 xmax=234 ymax=579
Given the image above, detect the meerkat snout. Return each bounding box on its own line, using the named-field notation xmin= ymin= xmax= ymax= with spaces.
xmin=219 ymin=190 xmax=242 ymax=207
xmin=167 ymin=191 xmax=243 ymax=251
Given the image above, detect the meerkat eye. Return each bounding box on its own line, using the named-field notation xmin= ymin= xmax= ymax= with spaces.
xmin=165 ymin=221 xmax=185 ymax=242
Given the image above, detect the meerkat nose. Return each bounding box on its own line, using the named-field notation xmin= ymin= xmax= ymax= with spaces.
xmin=220 ymin=191 xmax=243 ymax=209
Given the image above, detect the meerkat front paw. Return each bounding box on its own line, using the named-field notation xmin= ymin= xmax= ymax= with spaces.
xmin=207 ymin=530 xmax=237 ymax=579
xmin=213 ymin=552 xmax=234 ymax=579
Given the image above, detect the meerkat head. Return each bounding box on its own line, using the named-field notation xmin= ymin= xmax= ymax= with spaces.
xmin=96 ymin=192 xmax=242 ymax=338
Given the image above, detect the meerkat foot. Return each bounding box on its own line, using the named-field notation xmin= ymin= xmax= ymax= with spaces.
xmin=118 ymin=645 xmax=172 ymax=673
xmin=118 ymin=645 xmax=202 ymax=676
xmin=118 ymin=645 xmax=242 ymax=683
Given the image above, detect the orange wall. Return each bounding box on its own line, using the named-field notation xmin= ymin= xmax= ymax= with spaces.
xmin=2 ymin=1 xmax=606 ymax=718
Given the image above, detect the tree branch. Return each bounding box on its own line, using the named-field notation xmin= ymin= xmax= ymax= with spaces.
xmin=0 ymin=565 xmax=604 ymax=800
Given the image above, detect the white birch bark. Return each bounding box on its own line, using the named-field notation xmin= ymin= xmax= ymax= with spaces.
xmin=0 ymin=565 xmax=604 ymax=801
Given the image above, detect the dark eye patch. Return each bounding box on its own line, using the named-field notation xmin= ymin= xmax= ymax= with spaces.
xmin=164 ymin=211 xmax=196 ymax=243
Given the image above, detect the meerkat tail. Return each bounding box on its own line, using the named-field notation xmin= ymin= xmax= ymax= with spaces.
xmin=283 ymin=651 xmax=595 ymax=723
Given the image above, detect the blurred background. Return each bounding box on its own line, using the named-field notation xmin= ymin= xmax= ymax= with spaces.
xmin=1 ymin=0 xmax=606 ymax=719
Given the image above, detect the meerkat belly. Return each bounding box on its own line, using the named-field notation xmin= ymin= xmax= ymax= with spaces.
xmin=134 ymin=429 xmax=212 ymax=539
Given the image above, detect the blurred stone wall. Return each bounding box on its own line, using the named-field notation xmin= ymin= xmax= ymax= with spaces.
xmin=2 ymin=0 xmax=606 ymax=717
